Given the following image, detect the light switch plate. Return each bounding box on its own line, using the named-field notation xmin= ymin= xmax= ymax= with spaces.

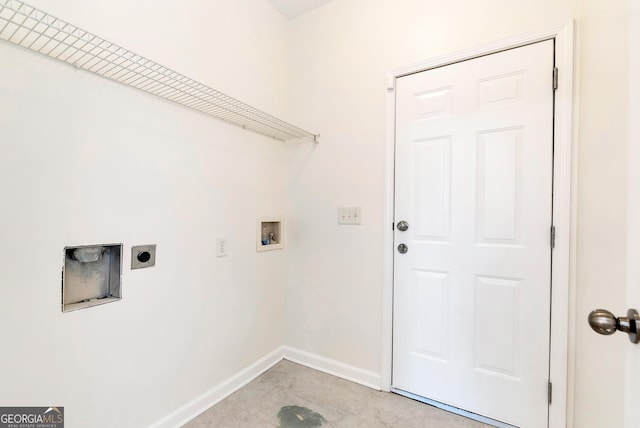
xmin=338 ymin=207 xmax=362 ymax=225
xmin=131 ymin=245 xmax=156 ymax=269
xmin=216 ymin=239 xmax=228 ymax=257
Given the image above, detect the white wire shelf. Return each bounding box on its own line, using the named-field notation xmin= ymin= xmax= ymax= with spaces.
xmin=0 ymin=0 xmax=318 ymax=142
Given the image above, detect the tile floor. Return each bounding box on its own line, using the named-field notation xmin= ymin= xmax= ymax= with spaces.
xmin=184 ymin=360 xmax=496 ymax=428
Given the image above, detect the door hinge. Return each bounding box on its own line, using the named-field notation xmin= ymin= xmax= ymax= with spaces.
xmin=553 ymin=67 xmax=559 ymax=90
xmin=550 ymin=226 xmax=556 ymax=249
xmin=548 ymin=382 xmax=553 ymax=404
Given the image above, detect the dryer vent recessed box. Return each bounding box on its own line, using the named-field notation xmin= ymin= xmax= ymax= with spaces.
xmin=62 ymin=244 xmax=122 ymax=312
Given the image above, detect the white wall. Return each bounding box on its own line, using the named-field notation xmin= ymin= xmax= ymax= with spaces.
xmin=0 ymin=1 xmax=290 ymax=427
xmin=626 ymin=2 xmax=640 ymax=427
xmin=285 ymin=0 xmax=578 ymax=376
xmin=285 ymin=0 xmax=630 ymax=426
xmin=24 ymin=0 xmax=291 ymax=116
xmin=573 ymin=1 xmax=629 ymax=427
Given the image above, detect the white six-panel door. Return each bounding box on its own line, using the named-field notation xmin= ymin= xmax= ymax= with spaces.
xmin=392 ymin=40 xmax=555 ymax=428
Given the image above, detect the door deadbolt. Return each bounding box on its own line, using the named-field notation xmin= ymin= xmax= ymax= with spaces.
xmin=396 ymin=221 xmax=409 ymax=232
xmin=397 ymin=243 xmax=408 ymax=254
xmin=588 ymin=308 xmax=640 ymax=344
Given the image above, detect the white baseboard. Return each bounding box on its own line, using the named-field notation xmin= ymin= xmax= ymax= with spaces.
xmin=282 ymin=346 xmax=382 ymax=391
xmin=149 ymin=347 xmax=284 ymax=428
xmin=150 ymin=346 xmax=383 ymax=427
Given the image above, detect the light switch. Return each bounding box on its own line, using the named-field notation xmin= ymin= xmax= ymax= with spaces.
xmin=216 ymin=239 xmax=228 ymax=257
xmin=338 ymin=207 xmax=362 ymax=225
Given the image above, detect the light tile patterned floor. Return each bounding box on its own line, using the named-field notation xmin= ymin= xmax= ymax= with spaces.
xmin=183 ymin=360 xmax=496 ymax=428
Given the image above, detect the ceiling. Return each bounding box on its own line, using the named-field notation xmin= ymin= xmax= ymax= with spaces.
xmin=268 ymin=0 xmax=335 ymax=20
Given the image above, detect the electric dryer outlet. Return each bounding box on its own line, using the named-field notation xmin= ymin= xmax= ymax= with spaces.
xmin=131 ymin=245 xmax=156 ymax=269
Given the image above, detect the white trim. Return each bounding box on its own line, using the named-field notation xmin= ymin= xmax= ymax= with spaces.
xmin=382 ymin=21 xmax=575 ymax=428
xmin=149 ymin=347 xmax=284 ymax=428
xmin=282 ymin=346 xmax=382 ymax=390
xmin=149 ymin=346 xmax=382 ymax=428
xmin=381 ymin=75 xmax=397 ymax=394
xmin=548 ymin=21 xmax=576 ymax=428
xmin=394 ymin=388 xmax=517 ymax=428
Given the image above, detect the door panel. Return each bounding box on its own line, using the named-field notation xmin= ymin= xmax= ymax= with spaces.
xmin=414 ymin=137 xmax=451 ymax=241
xmin=393 ymin=40 xmax=555 ymax=428
xmin=476 ymin=127 xmax=522 ymax=244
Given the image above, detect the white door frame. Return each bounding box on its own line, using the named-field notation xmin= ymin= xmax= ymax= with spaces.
xmin=382 ymin=21 xmax=575 ymax=428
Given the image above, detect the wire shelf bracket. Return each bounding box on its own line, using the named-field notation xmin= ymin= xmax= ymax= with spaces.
xmin=0 ymin=0 xmax=319 ymax=143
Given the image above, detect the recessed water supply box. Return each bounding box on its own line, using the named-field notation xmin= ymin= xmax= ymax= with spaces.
xmin=62 ymin=244 xmax=123 ymax=312
xmin=256 ymin=217 xmax=284 ymax=252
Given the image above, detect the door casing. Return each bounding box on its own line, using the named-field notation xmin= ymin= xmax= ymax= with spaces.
xmin=381 ymin=21 xmax=575 ymax=428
